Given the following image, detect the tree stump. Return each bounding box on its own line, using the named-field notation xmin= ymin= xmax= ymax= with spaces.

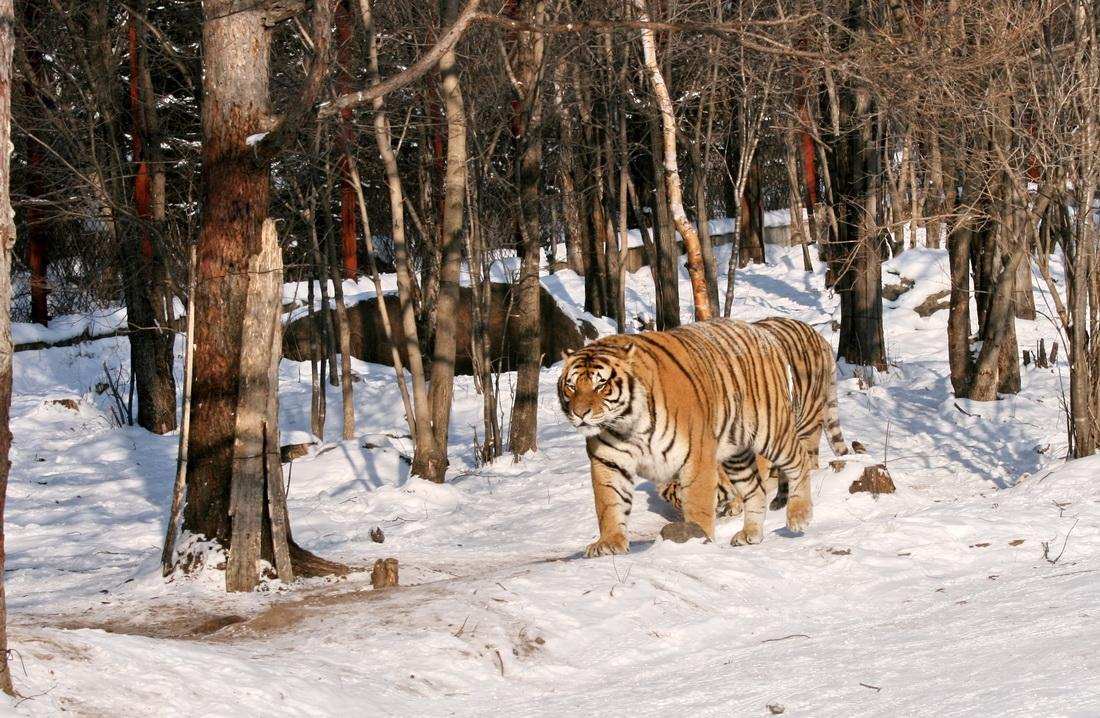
xmin=370 ymin=527 xmax=385 ymax=543
xmin=371 ymin=558 xmax=398 ymax=589
xmin=849 ymin=464 xmax=896 ymax=496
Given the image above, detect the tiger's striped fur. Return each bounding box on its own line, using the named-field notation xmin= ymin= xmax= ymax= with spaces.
xmin=659 ymin=317 xmax=849 ymax=517
xmin=557 ymin=318 xmax=818 ymax=557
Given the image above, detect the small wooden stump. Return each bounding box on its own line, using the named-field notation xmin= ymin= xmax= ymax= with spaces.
xmin=849 ymin=464 xmax=896 ymax=496
xmin=659 ymin=521 xmax=708 ymax=544
xmin=371 ymin=558 xmax=399 ymax=589
xmin=370 ymin=527 xmax=385 ymax=543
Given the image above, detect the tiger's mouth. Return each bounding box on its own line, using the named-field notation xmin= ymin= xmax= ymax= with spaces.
xmin=573 ymin=422 xmax=603 ymax=437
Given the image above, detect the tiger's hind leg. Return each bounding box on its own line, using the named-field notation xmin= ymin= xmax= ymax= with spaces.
xmin=725 ymin=449 xmax=769 ymax=545
xmin=772 ymin=421 xmax=823 ymax=511
xmin=716 ymin=467 xmax=743 ymax=518
xmin=769 ymin=441 xmax=814 ymax=534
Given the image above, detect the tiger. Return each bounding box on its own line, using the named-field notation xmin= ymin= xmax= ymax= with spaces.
xmin=557 ymin=318 xmax=819 ymax=557
xmin=658 ymin=316 xmax=849 ymax=517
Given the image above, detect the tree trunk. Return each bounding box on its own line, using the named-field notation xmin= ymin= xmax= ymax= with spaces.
xmin=185 ymin=0 xmax=274 ymax=546
xmin=784 ymin=131 xmax=813 ymax=272
xmin=22 ymin=0 xmax=48 ymax=326
xmin=830 ymin=5 xmax=887 ymax=371
xmin=554 ymin=66 xmax=586 ymax=276
xmin=509 ymin=0 xmax=546 ymax=458
xmin=0 ymin=0 xmax=17 ymax=691
xmin=646 ymin=113 xmax=680 ymax=329
xmin=335 ymin=0 xmax=358 ymax=280
xmin=926 ymin=131 xmax=945 ymax=250
xmin=635 ymin=0 xmax=711 ymax=321
xmin=967 ymin=248 xmax=1024 ymax=401
xmin=412 ymin=0 xmax=469 ymax=483
xmin=361 ymin=0 xmax=431 ymax=453
xmin=225 ymin=220 xmax=294 ymax=592
xmin=126 ymin=9 xmax=177 ymax=435
xmin=738 ymin=155 xmax=765 ymax=267
xmin=947 ymin=217 xmax=973 ymax=397
xmin=690 ymin=136 xmax=720 ymax=315
xmin=326 ymin=241 xmax=356 ymax=441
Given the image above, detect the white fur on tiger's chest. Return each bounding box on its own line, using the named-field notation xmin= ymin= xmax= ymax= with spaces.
xmin=635 ymin=439 xmax=688 ymax=484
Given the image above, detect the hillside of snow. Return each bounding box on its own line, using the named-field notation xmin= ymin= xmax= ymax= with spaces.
xmin=3 ymin=244 xmax=1097 ymax=716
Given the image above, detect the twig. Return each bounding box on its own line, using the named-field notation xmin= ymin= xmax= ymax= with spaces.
xmin=859 ymin=682 xmax=882 ymax=692
xmin=760 ymin=633 xmax=810 ymax=643
xmin=1042 ymin=519 xmax=1078 ymax=565
xmin=953 ymin=402 xmax=980 ymax=418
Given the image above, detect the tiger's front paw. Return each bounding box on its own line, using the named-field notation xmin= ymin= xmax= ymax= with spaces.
xmin=584 ymin=533 xmax=629 ymax=558
xmin=731 ymin=527 xmax=764 ymax=545
xmin=786 ymin=497 xmax=813 ymax=533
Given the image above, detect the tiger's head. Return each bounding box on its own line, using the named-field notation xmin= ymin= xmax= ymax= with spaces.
xmin=557 ymin=342 xmax=638 ymax=437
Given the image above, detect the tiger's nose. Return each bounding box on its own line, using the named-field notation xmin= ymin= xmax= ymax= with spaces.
xmin=574 ymin=408 xmax=601 ymax=423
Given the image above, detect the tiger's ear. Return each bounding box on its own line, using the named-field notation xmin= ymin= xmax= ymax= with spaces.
xmin=561 ymin=348 xmax=575 ymax=360
xmin=623 ymin=341 xmax=637 ymax=363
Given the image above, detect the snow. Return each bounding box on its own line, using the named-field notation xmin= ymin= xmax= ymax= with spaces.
xmin=11 ymin=307 xmax=127 ymax=346
xmin=4 ymin=244 xmax=1099 ymax=715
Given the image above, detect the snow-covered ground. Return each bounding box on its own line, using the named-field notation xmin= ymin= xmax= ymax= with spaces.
xmin=4 ymin=245 xmax=1098 ymax=716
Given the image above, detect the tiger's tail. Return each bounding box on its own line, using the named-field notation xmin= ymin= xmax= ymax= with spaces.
xmin=824 ymin=354 xmax=849 ymax=457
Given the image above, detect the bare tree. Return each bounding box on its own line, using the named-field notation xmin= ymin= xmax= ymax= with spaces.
xmin=635 ymin=0 xmax=711 ymax=321
xmin=0 ymin=0 xmax=15 ymax=692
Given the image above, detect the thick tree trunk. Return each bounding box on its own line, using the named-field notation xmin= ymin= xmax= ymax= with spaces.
xmin=185 ymin=0 xmax=340 ymax=583
xmin=968 ymin=248 xmax=1024 ymax=401
xmin=830 ymin=6 xmax=887 ymax=371
xmin=0 ymin=0 xmax=17 ymax=692
xmin=184 ymin=0 xmax=273 ymax=546
xmin=509 ymin=0 xmax=546 ymax=458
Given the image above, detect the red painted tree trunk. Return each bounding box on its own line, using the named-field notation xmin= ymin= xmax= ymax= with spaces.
xmin=335 ymin=0 xmax=358 ymax=280
xmin=23 ymin=0 xmax=48 ymax=325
